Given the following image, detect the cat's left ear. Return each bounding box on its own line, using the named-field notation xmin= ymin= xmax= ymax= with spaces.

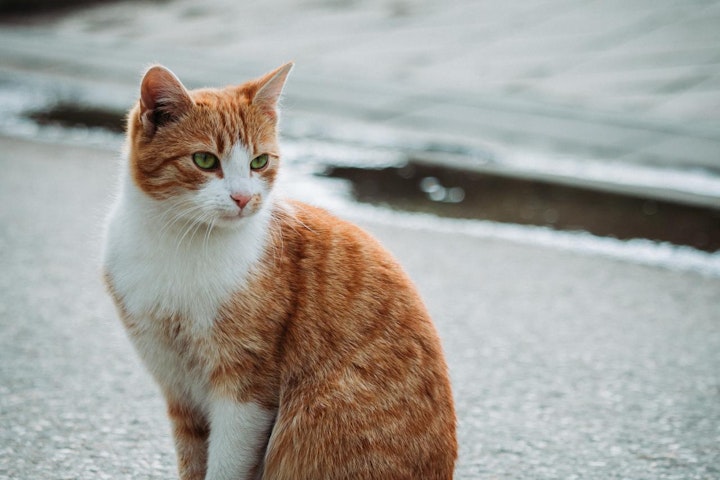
xmin=250 ymin=62 xmax=294 ymax=119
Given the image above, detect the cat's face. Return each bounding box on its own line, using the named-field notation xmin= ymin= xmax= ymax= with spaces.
xmin=127 ymin=64 xmax=292 ymax=229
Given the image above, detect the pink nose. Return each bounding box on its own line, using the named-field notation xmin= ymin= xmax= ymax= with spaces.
xmin=230 ymin=193 xmax=252 ymax=209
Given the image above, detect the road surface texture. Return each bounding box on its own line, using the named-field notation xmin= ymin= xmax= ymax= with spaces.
xmin=1 ymin=137 xmax=718 ymax=479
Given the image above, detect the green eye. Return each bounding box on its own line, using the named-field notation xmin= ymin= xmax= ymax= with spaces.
xmin=192 ymin=152 xmax=219 ymax=170
xmin=250 ymin=154 xmax=269 ymax=171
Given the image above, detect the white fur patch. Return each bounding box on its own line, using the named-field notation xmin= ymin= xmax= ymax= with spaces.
xmin=206 ymin=399 xmax=275 ymax=480
xmin=223 ymin=142 xmax=252 ymax=191
xmin=103 ymin=151 xmax=272 ymax=329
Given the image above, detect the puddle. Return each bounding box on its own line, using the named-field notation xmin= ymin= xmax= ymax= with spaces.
xmin=26 ymin=103 xmax=126 ymax=133
xmin=323 ymin=162 xmax=720 ymax=252
xmin=0 ymin=0 xmax=142 ymax=20
xmin=20 ymin=102 xmax=720 ymax=253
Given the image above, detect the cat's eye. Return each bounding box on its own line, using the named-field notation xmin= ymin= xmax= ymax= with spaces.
xmin=250 ymin=154 xmax=269 ymax=171
xmin=192 ymin=152 xmax=219 ymax=170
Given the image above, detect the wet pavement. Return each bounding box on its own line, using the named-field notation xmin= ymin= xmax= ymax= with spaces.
xmin=325 ymin=162 xmax=720 ymax=251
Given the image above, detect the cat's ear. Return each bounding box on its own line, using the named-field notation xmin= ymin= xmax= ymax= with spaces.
xmin=250 ymin=62 xmax=294 ymax=118
xmin=139 ymin=65 xmax=193 ymax=136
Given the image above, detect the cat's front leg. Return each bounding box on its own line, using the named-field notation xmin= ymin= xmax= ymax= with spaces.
xmin=205 ymin=398 xmax=275 ymax=480
xmin=167 ymin=400 xmax=210 ymax=480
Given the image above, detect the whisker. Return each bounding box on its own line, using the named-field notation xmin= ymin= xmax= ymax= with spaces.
xmin=174 ymin=213 xmax=211 ymax=253
xmin=156 ymin=201 xmax=204 ymax=240
xmin=203 ymin=217 xmax=217 ymax=255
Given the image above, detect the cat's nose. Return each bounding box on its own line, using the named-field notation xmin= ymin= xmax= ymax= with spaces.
xmin=230 ymin=193 xmax=252 ymax=209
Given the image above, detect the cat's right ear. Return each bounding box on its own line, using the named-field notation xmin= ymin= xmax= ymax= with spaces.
xmin=139 ymin=65 xmax=193 ymax=136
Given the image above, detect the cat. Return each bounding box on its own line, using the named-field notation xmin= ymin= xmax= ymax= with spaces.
xmin=102 ymin=62 xmax=457 ymax=480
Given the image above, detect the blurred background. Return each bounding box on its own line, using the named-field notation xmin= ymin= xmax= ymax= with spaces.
xmin=1 ymin=1 xmax=719 ymax=479
xmin=1 ymin=0 xmax=719 ymax=253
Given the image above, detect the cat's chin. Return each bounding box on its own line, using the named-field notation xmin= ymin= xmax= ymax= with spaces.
xmin=215 ymin=212 xmax=255 ymax=228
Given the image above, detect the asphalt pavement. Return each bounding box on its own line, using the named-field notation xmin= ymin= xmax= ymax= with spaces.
xmin=1 ymin=137 xmax=719 ymax=479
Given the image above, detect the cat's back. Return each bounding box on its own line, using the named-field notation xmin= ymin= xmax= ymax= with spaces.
xmin=258 ymin=200 xmax=457 ymax=480
xmin=268 ymin=200 xmax=437 ymax=342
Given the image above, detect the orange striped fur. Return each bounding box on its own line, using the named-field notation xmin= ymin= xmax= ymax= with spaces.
xmin=103 ymin=64 xmax=457 ymax=479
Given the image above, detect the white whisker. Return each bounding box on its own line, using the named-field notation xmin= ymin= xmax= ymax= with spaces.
xmin=203 ymin=217 xmax=217 ymax=255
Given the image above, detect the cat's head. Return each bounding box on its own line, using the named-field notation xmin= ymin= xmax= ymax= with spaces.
xmin=126 ymin=63 xmax=293 ymax=229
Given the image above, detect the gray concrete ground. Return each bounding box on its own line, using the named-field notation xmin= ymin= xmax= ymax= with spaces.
xmin=1 ymin=138 xmax=719 ymax=479
xmin=1 ymin=1 xmax=720 ymax=479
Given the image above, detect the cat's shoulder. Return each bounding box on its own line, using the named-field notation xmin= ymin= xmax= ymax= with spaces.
xmin=273 ymin=199 xmax=376 ymax=242
xmin=266 ymin=199 xmax=408 ymax=283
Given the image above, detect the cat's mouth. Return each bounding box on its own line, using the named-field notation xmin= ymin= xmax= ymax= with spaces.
xmin=218 ymin=209 xmax=254 ymax=224
xmin=220 ymin=212 xmax=245 ymax=222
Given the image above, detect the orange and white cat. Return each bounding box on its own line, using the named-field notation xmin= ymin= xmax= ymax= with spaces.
xmin=103 ymin=63 xmax=457 ymax=480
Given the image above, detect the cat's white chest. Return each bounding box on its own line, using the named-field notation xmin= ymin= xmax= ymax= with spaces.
xmin=103 ymin=185 xmax=270 ymax=329
xmin=103 ymin=183 xmax=271 ymax=404
xmin=106 ymin=230 xmax=240 ymax=329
